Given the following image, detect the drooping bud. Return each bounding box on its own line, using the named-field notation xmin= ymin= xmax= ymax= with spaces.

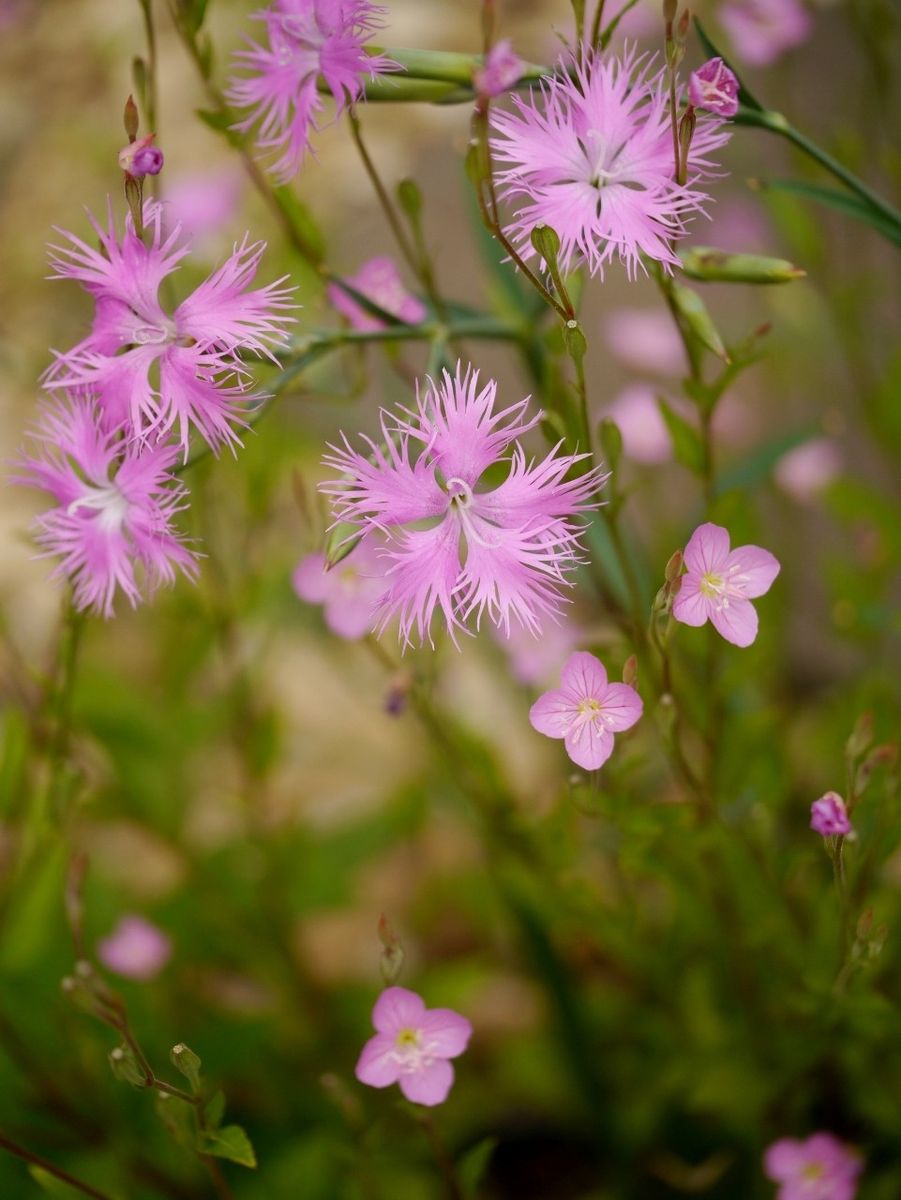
xmin=688 ymin=57 xmax=740 ymax=118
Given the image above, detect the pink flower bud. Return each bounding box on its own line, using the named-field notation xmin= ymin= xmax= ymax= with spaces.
xmin=119 ymin=134 xmax=164 ymax=177
xmin=688 ymin=57 xmax=740 ymax=118
xmin=98 ymin=915 xmax=171 ymax=981
xmin=810 ymin=792 xmax=852 ymax=838
xmin=473 ymin=39 xmax=524 ymax=98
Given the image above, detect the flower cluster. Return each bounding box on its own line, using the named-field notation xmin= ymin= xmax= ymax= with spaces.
xmin=321 ymin=362 xmax=606 ymax=646
xmin=227 ymin=0 xmax=397 ymax=182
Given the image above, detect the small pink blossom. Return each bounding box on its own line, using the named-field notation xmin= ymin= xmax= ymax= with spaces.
xmin=604 ymin=307 xmax=687 ymax=377
xmin=355 ymin=986 xmax=472 ymax=1107
xmin=492 ymin=49 xmax=731 ymax=279
xmin=672 ymin=523 xmax=780 ymax=647
xmin=810 ymin=792 xmax=852 ymax=838
xmin=322 ymin=362 xmax=606 ymax=647
xmin=720 ymin=0 xmax=813 ymax=68
xmin=45 ymin=201 xmax=295 ymax=457
xmin=474 ymin=40 xmax=524 ymax=98
xmin=689 ymin=58 xmax=740 ymax=118
xmin=119 ymin=134 xmax=164 ymax=177
xmin=764 ymin=1132 xmax=862 ymax=1200
xmin=227 ymin=0 xmax=398 ymax=183
xmin=607 ymin=384 xmax=674 ymax=465
xmin=775 ymin=439 xmax=841 ymax=503
xmin=529 ymin=651 xmax=642 ymax=771
xmin=292 ymin=536 xmax=388 ymax=639
xmin=327 ymin=257 xmax=426 ymax=333
xmin=98 ymin=915 xmax=172 ymax=981
xmin=14 ymin=396 xmax=198 ymax=617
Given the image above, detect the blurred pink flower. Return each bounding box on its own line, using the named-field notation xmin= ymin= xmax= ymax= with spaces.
xmin=355 ymin=986 xmax=471 ymax=1106
xmin=529 ymin=651 xmax=642 ymax=770
xmin=98 ymin=915 xmax=172 ymax=981
xmin=608 ymin=0 xmax=659 ymax=41
xmin=492 ymin=49 xmax=731 ymax=278
xmin=810 ymin=792 xmax=852 ymax=838
xmin=45 ymin=201 xmax=295 ymax=457
xmin=227 ymin=0 xmax=398 ymax=182
xmin=164 ymin=168 xmax=245 ymax=246
xmin=764 ymin=1132 xmax=862 ymax=1199
xmin=327 ymin=257 xmax=426 ymax=332
xmin=494 ymin=613 xmax=581 ymax=687
xmin=292 ymin=536 xmax=388 ymax=639
xmin=704 ymin=196 xmax=771 ymax=253
xmin=604 ymin=308 xmax=686 ymax=376
xmin=689 ymin=58 xmax=740 ymax=118
xmin=322 ymin=363 xmax=606 ymax=647
xmin=673 ymin=522 xmax=780 ymax=647
xmin=607 ymin=384 xmax=673 ymax=465
xmin=720 ymin=0 xmax=813 ymax=68
xmin=14 ymin=397 xmax=198 ymax=617
xmin=774 ymin=438 xmax=841 ymax=503
xmin=474 ymin=39 xmax=524 ymax=98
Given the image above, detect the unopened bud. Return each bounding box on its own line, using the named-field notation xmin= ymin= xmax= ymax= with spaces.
xmin=664 ymin=549 xmax=683 ymax=583
xmin=622 ymin=655 xmax=638 ymax=687
xmin=377 ymin=914 xmax=405 ymax=986
xmin=119 ymin=133 xmax=163 ymax=178
xmin=563 ymin=319 xmax=587 ymax=365
xmin=677 ymin=108 xmax=696 ymax=185
xmin=109 ymin=1044 xmax=146 ymax=1088
xmin=676 ymin=7 xmax=691 ymax=41
xmin=530 ymin=223 xmax=561 ymax=266
xmin=170 ymin=1043 xmax=202 ymax=1091
xmin=123 ymin=94 xmax=139 ymax=141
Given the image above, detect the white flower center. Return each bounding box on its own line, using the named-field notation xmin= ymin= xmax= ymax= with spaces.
xmin=132 ymin=319 xmax=176 ymax=346
xmin=67 ymin=483 xmax=130 ymax=531
xmin=391 ymin=1027 xmax=438 ymax=1074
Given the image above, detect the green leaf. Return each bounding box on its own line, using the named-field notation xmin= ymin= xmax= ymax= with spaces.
xmin=757 ymin=179 xmax=901 ymax=247
xmin=693 ymin=18 xmax=763 ymax=111
xmin=658 ymin=399 xmax=704 ymax=474
xmin=458 ymin=1136 xmax=498 ymax=1199
xmin=204 ymin=1089 xmax=226 ymax=1130
xmin=714 ymin=428 xmax=813 ymax=496
xmin=197 ymin=1124 xmax=257 ymax=1168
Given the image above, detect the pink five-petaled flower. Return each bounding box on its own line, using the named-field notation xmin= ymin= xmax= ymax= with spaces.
xmin=326 ymin=257 xmax=427 ymax=333
xmin=491 ymin=48 xmax=731 ymax=279
xmin=14 ymin=396 xmax=198 ymax=617
xmin=227 ymin=0 xmax=398 ymax=184
xmin=98 ymin=915 xmax=172 ymax=981
xmin=672 ymin=522 xmax=780 ymax=648
xmin=720 ymin=0 xmax=813 ymax=69
xmin=529 ymin=651 xmax=643 ymax=771
xmin=474 ymin=39 xmax=525 ymax=99
xmin=355 ymin=987 xmax=472 ymax=1107
xmin=764 ymin=1132 xmax=863 ymax=1200
xmin=689 ymin=57 xmax=740 ymax=118
xmin=810 ymin=792 xmax=852 ymax=838
xmin=45 ymin=200 xmax=295 ymax=459
xmin=321 ymin=362 xmax=607 ymax=647
xmin=292 ymin=535 xmax=388 ymax=639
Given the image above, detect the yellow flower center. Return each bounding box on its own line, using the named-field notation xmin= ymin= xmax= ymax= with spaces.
xmin=395 ymin=1028 xmax=420 ymax=1049
xmin=578 ymin=698 xmax=601 ymax=716
xmin=700 ymin=571 xmax=724 ymax=597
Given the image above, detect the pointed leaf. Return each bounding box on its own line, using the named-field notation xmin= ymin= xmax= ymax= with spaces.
xmin=658 ymin=399 xmax=704 ymax=474
xmin=197 ymin=1125 xmax=257 ymax=1169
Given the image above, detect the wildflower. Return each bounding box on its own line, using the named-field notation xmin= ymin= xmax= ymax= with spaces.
xmin=688 ymin=58 xmax=740 ymax=118
xmin=119 ymin=133 xmax=164 ymax=177
xmin=607 ymin=384 xmax=675 ymax=465
xmin=604 ymin=307 xmax=687 ymax=376
xmin=355 ymin=986 xmax=471 ymax=1106
xmin=227 ymin=0 xmax=397 ymax=183
xmin=46 ymin=201 xmax=295 ymax=457
xmin=810 ymin=792 xmax=852 ymax=838
xmin=763 ymin=1132 xmax=862 ymax=1200
xmin=326 ymin=257 xmax=426 ymax=333
xmin=321 ymin=363 xmax=606 ymax=647
xmin=292 ymin=536 xmax=388 ymax=639
xmin=720 ymin=0 xmax=813 ymax=68
xmin=774 ymin=439 xmax=841 ymax=504
xmin=529 ymin=651 xmax=642 ymax=770
xmin=491 ymin=49 xmax=731 ymax=279
xmin=672 ymin=522 xmax=779 ymax=647
xmin=474 ymin=39 xmax=524 ymax=99
xmin=14 ymin=396 xmax=198 ymax=617
xmin=98 ymin=915 xmax=172 ymax=981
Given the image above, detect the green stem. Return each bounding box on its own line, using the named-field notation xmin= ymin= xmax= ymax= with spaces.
xmin=0 ymin=1131 xmax=112 ymax=1200
xmin=417 ymin=1113 xmax=464 ymax=1200
xmin=138 ymin=0 xmax=158 ymax=132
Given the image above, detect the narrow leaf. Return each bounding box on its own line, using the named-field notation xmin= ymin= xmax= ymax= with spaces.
xmin=658 ymin=398 xmax=704 ymax=474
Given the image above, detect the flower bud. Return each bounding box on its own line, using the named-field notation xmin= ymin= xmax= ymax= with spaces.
xmin=109 ymin=1044 xmax=146 ymax=1088
xmin=677 ymin=108 xmax=696 ymax=185
xmin=170 ymin=1043 xmax=202 ymax=1091
xmin=119 ymin=134 xmax=164 ymax=178
xmin=664 ymin=549 xmax=683 ymax=583
xmin=679 ymin=247 xmax=805 ymax=285
xmin=622 ymin=655 xmax=638 ymax=687
xmin=530 ymin=222 xmax=561 ymax=266
xmin=688 ymin=57 xmax=739 ymax=118
xmin=123 ymin=93 xmax=139 ymax=141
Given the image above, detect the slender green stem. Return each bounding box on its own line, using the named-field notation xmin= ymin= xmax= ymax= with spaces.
xmin=417 ymin=1113 xmax=464 ymax=1200
xmin=589 ymin=0 xmax=608 ymax=47
xmin=0 ymin=1131 xmax=112 ymax=1200
xmin=138 ymin=0 xmax=158 ymax=132
xmin=347 ymin=113 xmax=419 ymax=276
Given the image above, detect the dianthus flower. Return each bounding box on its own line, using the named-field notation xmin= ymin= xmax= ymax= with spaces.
xmin=810 ymin=792 xmax=852 ymax=838
xmin=292 ymin=535 xmax=388 ymax=639
xmin=45 ymin=201 xmax=295 ymax=458
xmin=321 ymin=363 xmax=606 ymax=647
xmin=14 ymin=396 xmax=197 ymax=616
xmin=720 ymin=0 xmax=813 ymax=68
xmin=355 ymin=986 xmax=471 ymax=1107
xmin=491 ymin=49 xmax=731 ymax=278
xmin=227 ymin=0 xmax=397 ymax=183
xmin=672 ymin=522 xmax=779 ymax=647
xmin=529 ymin=651 xmax=642 ymax=770
xmin=689 ymin=57 xmax=740 ymax=118
xmin=98 ymin=915 xmax=172 ymax=981
xmin=763 ymin=1132 xmax=862 ymax=1200
xmin=326 ymin=257 xmax=426 ymax=332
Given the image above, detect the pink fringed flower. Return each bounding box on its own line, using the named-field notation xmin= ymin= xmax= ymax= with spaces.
xmin=764 ymin=1132 xmax=862 ymax=1200
xmin=227 ymin=0 xmax=398 ymax=183
xmin=474 ymin=39 xmax=524 ymax=99
xmin=292 ymin=536 xmax=388 ymax=639
xmin=810 ymin=792 xmax=852 ymax=838
xmin=14 ymin=396 xmax=198 ymax=617
xmin=327 ymin=257 xmax=426 ymax=332
xmin=491 ymin=49 xmax=731 ymax=278
xmin=672 ymin=522 xmax=780 ymax=648
xmin=98 ymin=915 xmax=172 ymax=981
xmin=529 ymin=651 xmax=642 ymax=770
xmin=321 ymin=363 xmax=606 ymax=647
xmin=355 ymin=987 xmax=472 ymax=1107
xmin=689 ymin=58 xmax=740 ymax=118
xmin=720 ymin=0 xmax=813 ymax=68
xmin=45 ymin=201 xmax=295 ymax=458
